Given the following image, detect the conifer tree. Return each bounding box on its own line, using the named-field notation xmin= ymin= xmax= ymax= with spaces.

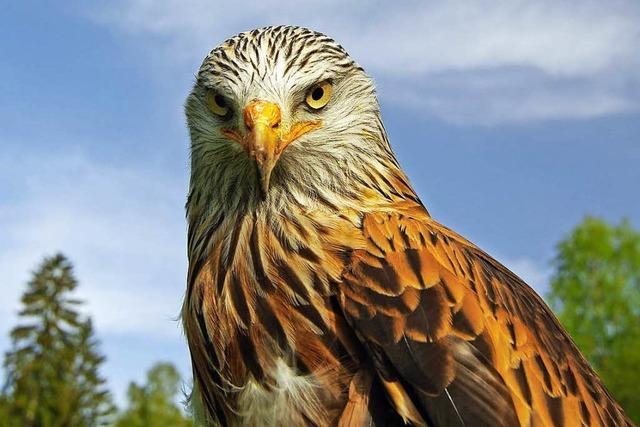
xmin=2 ymin=253 xmax=115 ymax=426
xmin=67 ymin=319 xmax=116 ymax=426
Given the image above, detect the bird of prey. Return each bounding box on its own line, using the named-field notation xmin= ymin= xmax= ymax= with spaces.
xmin=183 ymin=26 xmax=632 ymax=426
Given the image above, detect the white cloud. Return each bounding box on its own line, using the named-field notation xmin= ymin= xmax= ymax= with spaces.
xmin=0 ymin=147 xmax=194 ymax=405
xmin=0 ymin=149 xmax=188 ymax=340
xmin=85 ymin=0 xmax=640 ymax=124
xmin=384 ymin=68 xmax=638 ymax=124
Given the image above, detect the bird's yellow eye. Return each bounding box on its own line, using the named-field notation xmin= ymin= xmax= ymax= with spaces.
xmin=305 ymin=81 xmax=332 ymax=110
xmin=206 ymin=91 xmax=229 ymax=117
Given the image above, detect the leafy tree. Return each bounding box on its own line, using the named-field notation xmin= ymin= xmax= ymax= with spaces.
xmin=547 ymin=217 xmax=640 ymax=422
xmin=114 ymin=362 xmax=193 ymax=427
xmin=1 ymin=253 xmax=115 ymax=426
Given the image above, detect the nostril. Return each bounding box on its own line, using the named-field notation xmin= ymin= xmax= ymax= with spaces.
xmin=243 ymin=99 xmax=281 ymax=131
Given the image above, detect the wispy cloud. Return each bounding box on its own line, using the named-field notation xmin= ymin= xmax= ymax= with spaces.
xmin=86 ymin=0 xmax=640 ymax=124
xmin=0 ymin=149 xmax=187 ymax=340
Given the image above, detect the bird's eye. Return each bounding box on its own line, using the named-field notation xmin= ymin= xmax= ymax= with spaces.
xmin=206 ymin=91 xmax=230 ymax=117
xmin=305 ymin=81 xmax=332 ymax=110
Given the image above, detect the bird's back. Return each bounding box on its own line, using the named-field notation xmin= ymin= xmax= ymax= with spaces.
xmin=340 ymin=205 xmax=633 ymax=426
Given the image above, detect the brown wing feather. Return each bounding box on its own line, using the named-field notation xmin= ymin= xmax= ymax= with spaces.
xmin=340 ymin=208 xmax=632 ymax=427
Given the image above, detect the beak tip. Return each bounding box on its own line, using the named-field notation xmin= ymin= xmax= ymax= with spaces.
xmin=255 ymin=162 xmax=273 ymax=200
xmin=260 ymin=177 xmax=270 ymax=198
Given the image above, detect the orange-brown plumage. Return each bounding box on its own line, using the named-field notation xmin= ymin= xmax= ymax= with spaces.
xmin=342 ymin=207 xmax=632 ymax=426
xmin=183 ymin=26 xmax=632 ymax=426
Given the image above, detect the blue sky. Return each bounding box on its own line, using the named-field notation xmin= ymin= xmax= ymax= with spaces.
xmin=2 ymin=0 xmax=639 ymax=406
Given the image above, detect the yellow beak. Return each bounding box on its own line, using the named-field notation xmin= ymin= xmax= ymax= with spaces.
xmin=243 ymin=100 xmax=281 ymax=196
xmin=222 ymin=100 xmax=320 ymax=197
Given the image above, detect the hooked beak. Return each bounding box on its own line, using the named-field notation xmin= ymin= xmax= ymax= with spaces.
xmin=222 ymin=100 xmax=320 ymax=197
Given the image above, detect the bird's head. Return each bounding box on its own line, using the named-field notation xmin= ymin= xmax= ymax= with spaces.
xmin=186 ymin=26 xmax=408 ymax=217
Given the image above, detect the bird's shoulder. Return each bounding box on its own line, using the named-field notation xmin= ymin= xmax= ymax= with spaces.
xmin=339 ymin=206 xmax=632 ymax=426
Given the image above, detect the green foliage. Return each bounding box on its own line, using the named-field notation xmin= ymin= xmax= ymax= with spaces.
xmin=114 ymin=362 xmax=193 ymax=427
xmin=547 ymin=217 xmax=640 ymax=422
xmin=1 ymin=253 xmax=115 ymax=426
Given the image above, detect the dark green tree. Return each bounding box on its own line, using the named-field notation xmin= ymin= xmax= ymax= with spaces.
xmin=114 ymin=362 xmax=193 ymax=427
xmin=547 ymin=217 xmax=640 ymax=422
xmin=1 ymin=253 xmax=115 ymax=426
